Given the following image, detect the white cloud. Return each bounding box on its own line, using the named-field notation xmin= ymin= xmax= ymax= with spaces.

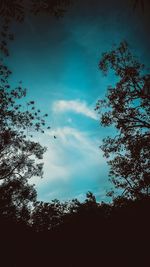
xmin=30 ymin=127 xmax=104 ymax=183
xmin=29 ymin=127 xmax=108 ymax=202
xmin=46 ymin=127 xmax=101 ymax=156
xmin=46 ymin=127 xmax=105 ymax=180
xmin=52 ymin=99 xmax=98 ymax=120
xmin=29 ymin=134 xmax=71 ymax=186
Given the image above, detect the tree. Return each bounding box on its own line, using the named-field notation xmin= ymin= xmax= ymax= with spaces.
xmin=0 ymin=1 xmax=71 ymax=183
xmin=0 ymin=1 xmax=73 ymax=224
xmin=0 ymin=0 xmax=72 ymax=56
xmin=0 ymin=0 xmax=73 ymax=180
xmin=0 ymin=0 xmax=71 ymax=20
xmin=96 ymin=41 xmax=150 ymax=199
xmin=0 ymin=177 xmax=37 ymax=224
xmin=0 ymin=59 xmax=51 ymax=181
xmin=32 ymin=199 xmax=67 ymax=231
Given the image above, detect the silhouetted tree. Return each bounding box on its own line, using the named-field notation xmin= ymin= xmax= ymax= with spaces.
xmin=64 ymin=192 xmax=99 ymax=226
xmin=0 ymin=0 xmax=71 ymax=20
xmin=0 ymin=60 xmax=51 ymax=181
xmin=0 ymin=0 xmax=72 ymax=57
xmin=67 ymin=198 xmax=81 ymax=214
xmin=83 ymin=191 xmax=98 ymax=214
xmin=0 ymin=177 xmax=37 ymax=224
xmin=85 ymin=191 xmax=96 ymax=203
xmin=96 ymin=41 xmax=150 ymax=199
xmin=0 ymin=1 xmax=72 ymax=233
xmin=32 ymin=199 xmax=67 ymax=231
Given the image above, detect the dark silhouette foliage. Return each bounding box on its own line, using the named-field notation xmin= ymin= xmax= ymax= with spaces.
xmin=0 ymin=0 xmax=72 ymax=57
xmin=0 ymin=0 xmax=71 ymax=21
xmin=96 ymin=41 xmax=150 ymax=199
xmin=0 ymin=192 xmax=149 ymax=267
xmin=32 ymin=199 xmax=67 ymax=231
xmin=0 ymin=63 xmax=49 ymax=181
xmin=0 ymin=177 xmax=36 ymax=223
xmin=31 ymin=0 xmax=72 ymax=18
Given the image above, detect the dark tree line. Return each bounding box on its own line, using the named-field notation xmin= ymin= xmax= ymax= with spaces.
xmin=0 ymin=189 xmax=149 ymax=266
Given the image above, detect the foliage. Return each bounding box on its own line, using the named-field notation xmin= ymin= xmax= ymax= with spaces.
xmin=96 ymin=41 xmax=150 ymax=198
xmin=1 ymin=195 xmax=149 ymax=267
xmin=31 ymin=193 xmax=99 ymax=231
xmin=0 ymin=0 xmax=71 ymax=21
xmin=0 ymin=0 xmax=72 ymax=57
xmin=0 ymin=177 xmax=37 ymax=223
xmin=0 ymin=58 xmax=51 ymax=181
xmin=32 ymin=199 xmax=67 ymax=231
xmin=31 ymin=0 xmax=72 ymax=18
xmin=0 ymin=0 xmax=71 ymax=230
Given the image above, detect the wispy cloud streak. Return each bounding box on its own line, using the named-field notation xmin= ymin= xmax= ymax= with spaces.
xmin=52 ymin=100 xmax=98 ymax=120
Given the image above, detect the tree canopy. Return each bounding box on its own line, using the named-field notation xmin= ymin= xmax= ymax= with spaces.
xmin=0 ymin=177 xmax=37 ymax=223
xmin=0 ymin=0 xmax=72 ymax=57
xmin=0 ymin=59 xmax=51 ymax=181
xmin=96 ymin=41 xmax=150 ymax=199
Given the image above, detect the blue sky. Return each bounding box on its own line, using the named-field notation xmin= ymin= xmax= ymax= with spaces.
xmin=7 ymin=0 xmax=150 ymax=202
